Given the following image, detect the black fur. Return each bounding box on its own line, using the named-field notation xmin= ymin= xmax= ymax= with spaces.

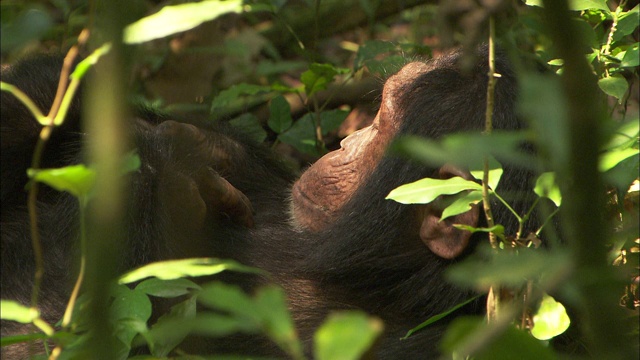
xmin=1 ymin=47 xmax=536 ymax=359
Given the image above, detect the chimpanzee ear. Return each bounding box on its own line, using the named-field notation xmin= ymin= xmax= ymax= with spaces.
xmin=419 ymin=165 xmax=480 ymax=259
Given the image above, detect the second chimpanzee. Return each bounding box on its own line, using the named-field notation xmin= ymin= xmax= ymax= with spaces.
xmin=0 ymin=54 xmax=295 ymax=358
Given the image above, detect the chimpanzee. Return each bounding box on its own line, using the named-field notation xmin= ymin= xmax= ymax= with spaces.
xmin=0 ymin=54 xmax=296 ymax=358
xmin=254 ymin=47 xmax=532 ymax=358
xmin=1 ymin=46 xmax=534 ymax=359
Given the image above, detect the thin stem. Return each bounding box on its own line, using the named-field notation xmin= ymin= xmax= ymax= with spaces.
xmin=482 ymin=17 xmax=498 ymax=249
xmin=535 ymin=207 xmax=560 ymax=236
xmin=61 ymin=199 xmax=88 ymax=328
xmin=0 ymin=82 xmax=46 ymax=121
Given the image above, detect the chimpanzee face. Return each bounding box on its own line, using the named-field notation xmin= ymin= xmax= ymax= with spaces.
xmin=290 ymin=62 xmax=433 ymax=232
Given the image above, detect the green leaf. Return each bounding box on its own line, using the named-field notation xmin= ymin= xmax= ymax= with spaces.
xmin=268 ymin=95 xmax=293 ymax=133
xmin=135 ymin=278 xmax=201 ymax=298
xmin=442 ymin=317 xmax=558 ymax=360
xmin=519 ymin=74 xmax=570 ymax=170
xmin=110 ymin=285 xmax=153 ymax=348
xmin=604 ymin=119 xmax=640 ymax=151
xmin=452 ymin=224 xmax=505 ymax=237
xmin=393 ymin=132 xmax=533 ymax=171
xmin=229 ymin=113 xmax=267 ymax=143
xmin=124 ymin=0 xmax=243 ymax=44
xmin=28 ymin=164 xmax=96 ymax=199
xmin=621 ymin=43 xmax=639 ymax=67
xmin=301 ymin=63 xmax=349 ymax=97
xmin=197 ymin=282 xmax=260 ymax=321
xmin=446 ymin=247 xmax=570 ymax=290
xmin=598 ymin=75 xmax=629 ymax=103
xmin=146 ymin=296 xmax=198 ymax=356
xmin=314 ymin=312 xmax=383 ymax=360
xmin=469 ymin=157 xmax=503 ymax=190
xmin=121 ymin=152 xmax=142 ymax=175
xmin=277 ymin=113 xmax=319 ymax=156
xmin=353 ymin=40 xmax=397 ymax=71
xmin=599 ymin=148 xmax=639 ymax=172
xmin=402 ymin=296 xmax=480 ymax=340
xmin=568 ymin=0 xmax=610 ymax=11
xmin=198 ymin=283 xmax=303 ymax=358
xmin=534 ymin=172 xmax=562 ymax=206
xmin=0 ymin=332 xmax=49 ymax=347
xmin=526 ymin=0 xmax=609 ymax=11
xmin=440 ymin=191 xmax=484 ymax=222
xmin=386 ymin=177 xmax=482 ymax=204
xmin=110 ymin=285 xmax=153 ymax=323
xmin=118 ymin=258 xmax=262 ymax=284
xmin=0 ymin=8 xmax=53 ymax=53
xmin=320 ymin=109 xmax=349 ymax=135
xmin=256 ymin=60 xmax=307 ymax=76
xmin=615 ymin=7 xmax=639 ymax=41
xmin=210 ymin=83 xmax=271 ymax=113
xmin=70 ymin=43 xmax=112 ymax=81
xmin=0 ymin=300 xmax=39 ymax=323
xmin=254 ymin=287 xmax=303 ymax=358
xmin=531 ymin=294 xmax=571 ymax=340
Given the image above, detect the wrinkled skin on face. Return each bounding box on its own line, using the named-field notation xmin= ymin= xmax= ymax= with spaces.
xmin=291 ymin=62 xmax=432 ymax=231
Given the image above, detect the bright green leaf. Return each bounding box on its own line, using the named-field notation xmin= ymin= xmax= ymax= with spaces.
xmin=28 ymin=164 xmax=96 ymax=199
xmin=569 ymin=0 xmax=610 ymax=11
xmin=135 ymin=278 xmax=201 ymax=298
xmin=469 ymin=157 xmax=503 ymax=190
xmin=599 ymin=148 xmax=639 ymax=172
xmin=598 ymin=75 xmax=629 ymax=103
xmin=440 ymin=191 xmax=484 ymax=222
xmin=118 ymin=258 xmax=262 ymax=284
xmin=442 ymin=317 xmax=558 ymax=359
xmin=531 ymin=294 xmax=571 ymax=340
xmin=70 ymin=43 xmax=112 ymax=81
xmin=386 ymin=177 xmax=482 ymax=204
xmin=526 ymin=0 xmax=609 ymax=11
xmin=268 ymin=95 xmax=293 ymax=133
xmin=124 ymin=0 xmax=243 ymax=44
xmin=314 ymin=312 xmax=383 ymax=360
xmin=0 ymin=300 xmax=39 ymax=323
xmin=534 ymin=172 xmax=562 ymax=206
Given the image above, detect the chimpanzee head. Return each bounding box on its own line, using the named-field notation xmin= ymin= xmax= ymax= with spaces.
xmin=291 ymin=46 xmax=526 ymax=260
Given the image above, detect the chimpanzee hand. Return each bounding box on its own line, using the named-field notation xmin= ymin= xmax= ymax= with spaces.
xmin=152 ymin=120 xmax=255 ymax=230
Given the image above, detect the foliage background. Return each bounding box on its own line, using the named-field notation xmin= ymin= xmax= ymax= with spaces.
xmin=1 ymin=0 xmax=638 ymax=359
